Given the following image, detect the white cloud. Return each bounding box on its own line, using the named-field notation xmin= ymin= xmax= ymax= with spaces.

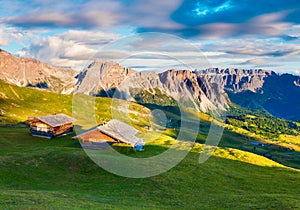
xmin=0 ymin=25 xmax=25 ymax=46
xmin=4 ymin=0 xmax=184 ymax=32
xmin=19 ymin=29 xmax=122 ymax=69
xmin=202 ymin=38 xmax=300 ymax=57
xmin=18 ymin=30 xmax=216 ymax=71
xmin=0 ymin=25 xmax=8 ymax=46
xmin=285 ymin=24 xmax=300 ymax=37
xmin=198 ymin=12 xmax=291 ymax=39
xmin=242 ymin=58 xmax=267 ymax=65
xmin=0 ymin=24 xmax=50 ymax=48
xmin=59 ymin=30 xmax=121 ymax=46
xmin=15 ymin=29 xmax=300 ymax=75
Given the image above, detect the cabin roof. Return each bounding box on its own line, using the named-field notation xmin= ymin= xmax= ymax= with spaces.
xmin=97 ymin=119 xmax=143 ymax=146
xmin=34 ymin=114 xmax=75 ymax=127
xmin=74 ymin=119 xmax=143 ymax=146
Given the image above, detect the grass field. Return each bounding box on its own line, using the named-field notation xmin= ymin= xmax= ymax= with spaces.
xmin=0 ymin=127 xmax=299 ymax=209
xmin=0 ymin=80 xmax=148 ymax=126
xmin=0 ymin=81 xmax=300 ymax=209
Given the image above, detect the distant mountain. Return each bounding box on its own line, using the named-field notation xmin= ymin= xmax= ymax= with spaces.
xmin=196 ymin=68 xmax=300 ymax=121
xmin=196 ymin=68 xmax=276 ymax=92
xmin=1 ymin=49 xmax=299 ymax=120
xmin=0 ymin=49 xmax=77 ymax=94
xmin=75 ymin=60 xmax=228 ymax=112
xmin=77 ymin=61 xmax=300 ymax=120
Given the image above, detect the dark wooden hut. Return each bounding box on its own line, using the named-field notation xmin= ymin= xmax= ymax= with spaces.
xmin=29 ymin=114 xmax=75 ymax=138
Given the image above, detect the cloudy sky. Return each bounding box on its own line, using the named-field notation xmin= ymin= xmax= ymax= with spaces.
xmin=0 ymin=0 xmax=300 ymax=74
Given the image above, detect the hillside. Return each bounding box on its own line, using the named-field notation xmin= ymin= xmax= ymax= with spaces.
xmin=0 ymin=80 xmax=299 ymax=208
xmin=0 ymin=79 xmax=149 ymax=128
xmin=0 ymin=127 xmax=299 ymax=209
xmin=1 ymin=80 xmax=299 ymax=168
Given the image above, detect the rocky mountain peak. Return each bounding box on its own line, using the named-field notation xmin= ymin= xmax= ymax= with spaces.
xmin=75 ymin=61 xmax=227 ymax=112
xmin=0 ymin=48 xmax=11 ymax=56
xmin=0 ymin=48 xmax=77 ymax=94
xmin=1 ymin=50 xmax=299 ymax=119
xmin=196 ymin=68 xmax=277 ymax=93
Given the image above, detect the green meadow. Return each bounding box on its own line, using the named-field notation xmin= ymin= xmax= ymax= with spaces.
xmin=0 ymin=81 xmax=299 ymax=209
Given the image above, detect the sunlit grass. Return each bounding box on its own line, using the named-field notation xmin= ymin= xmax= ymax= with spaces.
xmin=279 ymin=134 xmax=300 ymax=145
xmin=0 ymin=127 xmax=299 ymax=209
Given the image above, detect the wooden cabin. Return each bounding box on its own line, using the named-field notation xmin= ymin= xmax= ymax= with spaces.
xmin=73 ymin=119 xmax=145 ymax=151
xmin=73 ymin=126 xmax=117 ymax=144
xmin=29 ymin=114 xmax=75 ymax=138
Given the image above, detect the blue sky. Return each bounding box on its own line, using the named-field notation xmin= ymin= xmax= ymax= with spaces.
xmin=0 ymin=0 xmax=300 ymax=74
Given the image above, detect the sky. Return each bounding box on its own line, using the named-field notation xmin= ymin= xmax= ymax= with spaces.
xmin=0 ymin=0 xmax=300 ymax=74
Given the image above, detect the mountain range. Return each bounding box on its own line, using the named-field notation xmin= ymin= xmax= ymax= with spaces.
xmin=1 ymin=48 xmax=299 ymax=120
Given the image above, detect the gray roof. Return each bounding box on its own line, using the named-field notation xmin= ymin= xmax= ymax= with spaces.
xmin=97 ymin=119 xmax=143 ymax=146
xmin=35 ymin=114 xmax=75 ymax=127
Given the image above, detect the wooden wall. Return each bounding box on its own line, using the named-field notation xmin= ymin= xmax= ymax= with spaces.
xmin=29 ymin=120 xmax=73 ymax=137
xmin=77 ymin=129 xmax=117 ymax=143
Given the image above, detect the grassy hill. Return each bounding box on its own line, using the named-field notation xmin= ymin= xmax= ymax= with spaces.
xmin=0 ymin=127 xmax=299 ymax=209
xmin=0 ymin=80 xmax=299 ymax=168
xmin=0 ymin=80 xmax=300 ymax=209
xmin=0 ymin=80 xmax=149 ymax=127
xmin=0 ymin=80 xmax=73 ymax=123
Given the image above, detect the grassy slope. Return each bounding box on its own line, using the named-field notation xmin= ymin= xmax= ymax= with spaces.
xmin=0 ymin=127 xmax=299 ymax=209
xmin=0 ymin=81 xmax=149 ymax=127
xmin=138 ymin=103 xmax=300 ymax=169
xmin=0 ymin=80 xmax=299 ymax=168
xmin=0 ymin=81 xmax=73 ymax=123
xmin=0 ymin=81 xmax=300 ymax=209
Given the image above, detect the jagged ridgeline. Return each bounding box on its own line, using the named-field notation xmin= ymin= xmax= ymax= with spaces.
xmin=77 ymin=60 xmax=300 ymax=121
xmin=77 ymin=60 xmax=227 ymax=113
xmin=0 ymin=49 xmax=77 ymax=94
xmin=1 ymin=48 xmax=300 ymax=121
xmin=197 ymin=68 xmax=300 ymax=121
